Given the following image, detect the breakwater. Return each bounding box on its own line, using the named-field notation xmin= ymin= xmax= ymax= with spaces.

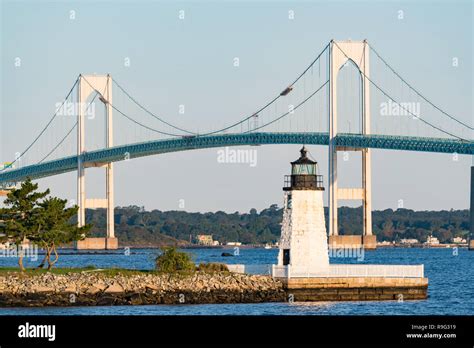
xmin=0 ymin=272 xmax=286 ymax=307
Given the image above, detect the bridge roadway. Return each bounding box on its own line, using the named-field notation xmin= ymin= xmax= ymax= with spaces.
xmin=0 ymin=132 xmax=472 ymax=184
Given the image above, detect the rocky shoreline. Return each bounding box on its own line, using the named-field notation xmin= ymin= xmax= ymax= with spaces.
xmin=0 ymin=272 xmax=286 ymax=307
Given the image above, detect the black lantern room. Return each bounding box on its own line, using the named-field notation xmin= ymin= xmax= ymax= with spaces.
xmin=283 ymin=147 xmax=324 ymax=191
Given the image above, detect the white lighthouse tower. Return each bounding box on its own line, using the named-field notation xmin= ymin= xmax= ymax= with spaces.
xmin=276 ymin=147 xmax=329 ymax=276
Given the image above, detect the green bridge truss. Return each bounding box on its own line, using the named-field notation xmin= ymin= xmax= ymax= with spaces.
xmin=0 ymin=132 xmax=472 ymax=184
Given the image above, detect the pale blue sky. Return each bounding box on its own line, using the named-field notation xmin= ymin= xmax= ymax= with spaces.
xmin=1 ymin=0 xmax=472 ymax=213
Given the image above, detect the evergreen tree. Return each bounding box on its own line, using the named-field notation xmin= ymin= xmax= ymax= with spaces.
xmin=0 ymin=178 xmax=49 ymax=271
xmin=0 ymin=178 xmax=91 ymax=271
xmin=31 ymin=197 xmax=91 ymax=270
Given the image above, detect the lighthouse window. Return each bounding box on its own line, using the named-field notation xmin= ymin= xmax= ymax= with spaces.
xmin=292 ymin=163 xmax=316 ymax=175
xmin=287 ymin=194 xmax=292 ymax=209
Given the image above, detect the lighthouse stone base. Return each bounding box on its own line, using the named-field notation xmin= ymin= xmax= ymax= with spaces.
xmin=271 ymin=264 xmax=427 ymax=301
xmin=279 ymin=276 xmax=428 ymax=301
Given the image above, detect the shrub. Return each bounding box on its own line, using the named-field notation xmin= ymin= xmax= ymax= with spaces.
xmin=196 ymin=262 xmax=229 ymax=273
xmin=155 ymin=247 xmax=195 ymax=273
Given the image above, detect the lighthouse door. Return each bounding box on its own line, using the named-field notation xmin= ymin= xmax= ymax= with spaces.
xmin=283 ymin=249 xmax=290 ymax=265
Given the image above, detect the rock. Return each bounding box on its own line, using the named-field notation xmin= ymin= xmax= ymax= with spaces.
xmin=84 ymin=286 xmax=101 ymax=294
xmin=30 ymin=285 xmax=53 ymax=293
xmin=63 ymin=285 xmax=77 ymax=293
xmin=0 ymin=271 xmax=284 ymax=307
xmin=221 ymin=252 xmax=233 ymax=257
xmin=104 ymin=284 xmax=124 ymax=293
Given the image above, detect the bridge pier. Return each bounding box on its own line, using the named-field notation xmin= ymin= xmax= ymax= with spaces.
xmin=328 ymin=40 xmax=375 ymax=248
xmin=75 ymin=74 xmax=117 ymax=250
xmin=76 ymin=237 xmax=118 ymax=250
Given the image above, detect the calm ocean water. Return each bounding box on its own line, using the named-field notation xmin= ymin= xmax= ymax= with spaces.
xmin=0 ymin=247 xmax=473 ymax=315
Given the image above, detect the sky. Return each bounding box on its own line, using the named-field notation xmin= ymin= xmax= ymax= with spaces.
xmin=0 ymin=0 xmax=473 ymax=213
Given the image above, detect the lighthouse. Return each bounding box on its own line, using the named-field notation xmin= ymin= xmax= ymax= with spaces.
xmin=277 ymin=147 xmax=329 ymax=275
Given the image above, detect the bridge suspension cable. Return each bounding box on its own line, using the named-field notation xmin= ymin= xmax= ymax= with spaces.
xmin=243 ymin=80 xmax=329 ymax=133
xmin=81 ymin=76 xmax=188 ymax=138
xmin=200 ymin=43 xmax=330 ymax=136
xmin=112 ymin=78 xmax=196 ymax=135
xmin=333 ymin=42 xmax=468 ymax=141
xmin=38 ymin=76 xmax=120 ymax=164
xmin=38 ymin=123 xmax=77 ymax=164
xmin=111 ymin=43 xmax=330 ymax=138
xmin=109 ymin=103 xmax=188 ymax=137
xmin=38 ymin=90 xmax=101 ymax=164
xmin=369 ymin=44 xmax=473 ymax=131
xmin=97 ymin=77 xmax=329 ymax=139
xmin=0 ymin=76 xmax=80 ymax=172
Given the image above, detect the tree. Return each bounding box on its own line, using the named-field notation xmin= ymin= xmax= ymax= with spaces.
xmin=0 ymin=178 xmax=49 ymax=271
xmin=155 ymin=247 xmax=195 ymax=273
xmin=83 ymin=204 xmax=469 ymax=247
xmin=433 ymin=228 xmax=451 ymax=244
xmin=0 ymin=179 xmax=91 ymax=271
xmin=30 ymin=197 xmax=91 ymax=270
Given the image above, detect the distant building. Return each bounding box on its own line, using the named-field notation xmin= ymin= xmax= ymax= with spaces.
xmin=0 ymin=239 xmax=30 ymax=249
xmin=196 ymin=235 xmax=214 ymax=246
xmin=425 ymin=235 xmax=440 ymax=245
xmin=226 ymin=242 xmax=242 ymax=246
xmin=400 ymin=239 xmax=419 ymax=245
xmin=453 ymin=237 xmax=467 ymax=244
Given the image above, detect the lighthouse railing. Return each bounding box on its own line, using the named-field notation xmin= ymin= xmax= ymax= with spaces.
xmin=271 ymin=265 xmax=290 ymax=278
xmin=271 ymin=264 xmax=424 ymax=278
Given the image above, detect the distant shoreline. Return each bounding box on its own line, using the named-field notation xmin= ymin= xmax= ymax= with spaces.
xmin=3 ymin=244 xmax=467 ymax=255
xmin=44 ymin=244 xmax=470 ymax=252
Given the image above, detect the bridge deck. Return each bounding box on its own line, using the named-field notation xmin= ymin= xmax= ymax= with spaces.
xmin=0 ymin=132 xmax=472 ymax=184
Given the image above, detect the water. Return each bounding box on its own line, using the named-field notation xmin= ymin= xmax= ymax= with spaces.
xmin=0 ymin=247 xmax=473 ymax=315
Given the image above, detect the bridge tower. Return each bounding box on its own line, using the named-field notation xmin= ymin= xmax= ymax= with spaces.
xmin=75 ymin=74 xmax=117 ymax=250
xmin=328 ymin=40 xmax=375 ymax=249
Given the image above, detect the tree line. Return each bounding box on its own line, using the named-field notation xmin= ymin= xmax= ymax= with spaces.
xmin=1 ymin=179 xmax=469 ymax=262
xmin=86 ymin=204 xmax=470 ymax=246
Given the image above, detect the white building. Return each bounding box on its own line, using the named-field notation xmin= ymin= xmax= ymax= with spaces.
xmin=196 ymin=234 xmax=214 ymax=246
xmin=277 ymin=147 xmax=329 ymax=273
xmin=453 ymin=237 xmax=467 ymax=244
xmin=425 ymin=235 xmax=440 ymax=245
xmin=271 ymin=146 xmax=426 ymax=285
xmin=400 ymin=238 xmax=419 ymax=244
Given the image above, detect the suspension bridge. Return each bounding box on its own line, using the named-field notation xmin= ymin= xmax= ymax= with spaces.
xmin=0 ymin=40 xmax=472 ymax=249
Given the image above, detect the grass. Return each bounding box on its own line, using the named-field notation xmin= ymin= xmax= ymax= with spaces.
xmin=0 ymin=266 xmax=230 ymax=277
xmin=0 ymin=266 xmax=157 ymax=276
xmin=196 ymin=262 xmax=229 ymax=273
